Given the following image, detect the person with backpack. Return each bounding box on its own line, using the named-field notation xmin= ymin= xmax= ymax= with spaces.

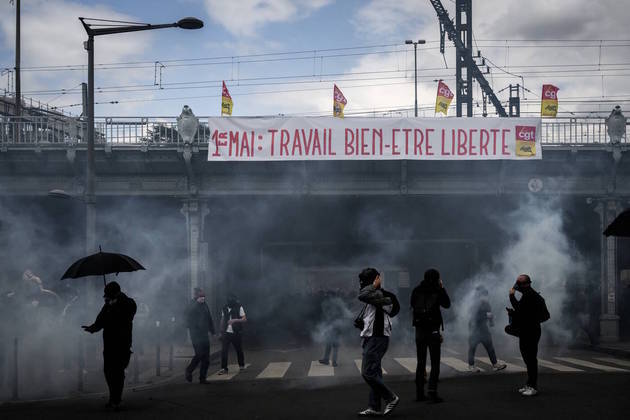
xmin=356 ymin=268 xmax=401 ymax=417
xmin=410 ymin=268 xmax=451 ymax=403
xmin=218 ymin=294 xmax=247 ymax=375
xmin=508 ymin=274 xmax=550 ymax=396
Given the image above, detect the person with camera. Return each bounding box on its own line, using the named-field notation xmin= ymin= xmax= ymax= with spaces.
xmin=508 ymin=274 xmax=550 ymax=397
xmin=356 ymin=268 xmax=400 ymax=417
xmin=410 ymin=268 xmax=450 ymax=403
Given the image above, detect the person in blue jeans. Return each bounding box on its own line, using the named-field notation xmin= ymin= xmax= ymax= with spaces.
xmin=357 ymin=268 xmax=400 ymax=417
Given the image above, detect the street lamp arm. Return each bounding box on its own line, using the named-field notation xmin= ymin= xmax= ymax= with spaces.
xmin=79 ymin=17 xmax=202 ymax=37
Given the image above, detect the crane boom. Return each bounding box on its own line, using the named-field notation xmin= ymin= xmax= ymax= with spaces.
xmin=428 ymin=0 xmax=508 ymax=117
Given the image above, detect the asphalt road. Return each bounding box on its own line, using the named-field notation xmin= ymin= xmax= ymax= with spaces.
xmin=1 ymin=371 xmax=629 ymax=420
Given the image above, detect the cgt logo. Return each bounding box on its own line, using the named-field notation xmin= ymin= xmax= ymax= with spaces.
xmin=543 ymin=85 xmax=558 ymax=100
xmin=516 ymin=125 xmax=536 ymax=142
xmin=438 ymin=86 xmax=453 ymax=98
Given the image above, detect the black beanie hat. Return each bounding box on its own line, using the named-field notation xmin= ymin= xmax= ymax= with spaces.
xmin=359 ymin=268 xmax=380 ymax=288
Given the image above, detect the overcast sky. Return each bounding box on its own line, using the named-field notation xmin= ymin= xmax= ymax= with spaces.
xmin=0 ymin=0 xmax=628 ymax=118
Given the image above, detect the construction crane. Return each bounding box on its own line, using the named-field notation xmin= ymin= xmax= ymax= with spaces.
xmin=429 ymin=0 xmax=508 ymax=117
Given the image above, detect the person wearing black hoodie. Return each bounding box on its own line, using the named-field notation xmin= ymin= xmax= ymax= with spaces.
xmin=82 ymin=281 xmax=137 ymax=410
xmin=185 ymin=288 xmax=216 ymax=384
xmin=509 ymin=274 xmax=550 ymax=397
xmin=410 ymin=268 xmax=451 ymax=403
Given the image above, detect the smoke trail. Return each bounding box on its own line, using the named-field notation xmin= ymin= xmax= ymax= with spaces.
xmin=450 ymin=196 xmax=587 ymax=350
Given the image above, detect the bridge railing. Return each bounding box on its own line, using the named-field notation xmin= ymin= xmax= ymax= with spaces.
xmin=0 ymin=116 xmax=627 ymax=146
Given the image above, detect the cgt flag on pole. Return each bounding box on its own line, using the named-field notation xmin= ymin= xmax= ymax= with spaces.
xmin=435 ymin=80 xmax=454 ymax=115
xmin=333 ymin=84 xmax=347 ymax=118
xmin=221 ymin=81 xmax=233 ymax=116
xmin=541 ymin=84 xmax=559 ymax=117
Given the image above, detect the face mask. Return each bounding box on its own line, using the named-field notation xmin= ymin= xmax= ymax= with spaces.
xmin=196 ymin=297 xmax=205 ymax=303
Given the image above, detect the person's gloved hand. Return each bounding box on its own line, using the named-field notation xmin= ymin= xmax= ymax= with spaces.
xmin=81 ymin=325 xmax=96 ymax=333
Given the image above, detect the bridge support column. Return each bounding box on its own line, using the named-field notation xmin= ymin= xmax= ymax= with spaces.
xmin=181 ymin=199 xmax=209 ymax=299
xmin=594 ymin=199 xmax=622 ymax=342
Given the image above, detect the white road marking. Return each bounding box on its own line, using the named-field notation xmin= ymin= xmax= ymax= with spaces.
xmin=443 ymin=347 xmax=460 ymax=355
xmin=441 ymin=357 xmax=475 ymax=372
xmin=594 ymin=357 xmax=630 ymax=369
xmin=308 ymin=360 xmax=334 ymax=377
xmin=476 ymin=357 xmax=525 ymax=372
xmin=537 ymin=358 xmax=583 ymax=372
xmin=394 ymin=357 xmax=417 ymax=373
xmin=206 ymin=364 xmax=251 ymax=381
xmin=256 ymin=362 xmax=291 ymax=379
xmin=355 ymin=359 xmax=387 ymax=375
xmin=554 ymin=357 xmax=628 ymax=372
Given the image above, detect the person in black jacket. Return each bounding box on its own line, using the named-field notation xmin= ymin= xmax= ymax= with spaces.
xmin=82 ymin=281 xmax=137 ymax=410
xmin=410 ymin=268 xmax=451 ymax=403
xmin=185 ymin=288 xmax=216 ymax=384
xmin=509 ymin=274 xmax=549 ymax=397
xmin=467 ymin=285 xmax=507 ymax=372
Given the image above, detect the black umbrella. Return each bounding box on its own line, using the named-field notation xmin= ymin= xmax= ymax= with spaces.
xmin=61 ymin=247 xmax=145 ymax=286
xmin=603 ymin=209 xmax=630 ymax=237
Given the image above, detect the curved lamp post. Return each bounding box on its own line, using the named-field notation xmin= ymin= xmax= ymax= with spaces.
xmin=78 ymin=16 xmax=203 ymax=253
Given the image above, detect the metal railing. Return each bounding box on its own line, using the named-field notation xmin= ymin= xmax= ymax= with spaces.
xmin=0 ymin=116 xmax=627 ymax=146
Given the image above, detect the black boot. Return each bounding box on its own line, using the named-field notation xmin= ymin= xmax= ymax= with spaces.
xmin=427 ymin=391 xmax=443 ymax=404
xmin=416 ymin=388 xmax=426 ymax=402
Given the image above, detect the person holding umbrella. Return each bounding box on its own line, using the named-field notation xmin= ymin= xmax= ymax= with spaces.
xmin=82 ymin=281 xmax=137 ymax=410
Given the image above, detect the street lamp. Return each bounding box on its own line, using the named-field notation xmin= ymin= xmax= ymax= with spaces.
xmin=78 ymin=16 xmax=203 ymax=253
xmin=405 ymin=39 xmax=426 ymax=117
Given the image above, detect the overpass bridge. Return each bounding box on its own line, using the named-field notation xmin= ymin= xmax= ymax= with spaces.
xmin=0 ymin=116 xmax=628 ymax=341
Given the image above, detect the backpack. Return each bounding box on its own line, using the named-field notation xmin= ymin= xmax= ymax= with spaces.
xmin=412 ymin=292 xmax=440 ymax=330
xmin=538 ymin=295 xmax=550 ymax=323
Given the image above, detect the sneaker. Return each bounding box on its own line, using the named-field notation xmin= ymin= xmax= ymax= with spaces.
xmin=357 ymin=407 xmax=381 ymax=417
xmin=185 ymin=370 xmax=193 ymax=383
xmin=332 ymin=362 xmax=338 ymax=367
xmin=518 ymin=385 xmax=529 ymax=393
xmin=383 ymin=395 xmax=399 ymax=415
xmin=468 ymin=365 xmax=481 ymax=373
xmin=522 ymin=387 xmax=538 ymax=397
xmin=239 ymin=366 xmax=246 ymax=372
xmin=319 ymin=359 xmax=329 ymax=365
xmin=199 ymin=378 xmax=209 ymax=384
xmin=492 ymin=363 xmax=507 ymax=371
xmin=217 ymin=369 xmax=228 ymax=375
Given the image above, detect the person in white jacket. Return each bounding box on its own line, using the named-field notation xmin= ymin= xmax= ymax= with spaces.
xmin=357 ymin=268 xmax=400 ymax=417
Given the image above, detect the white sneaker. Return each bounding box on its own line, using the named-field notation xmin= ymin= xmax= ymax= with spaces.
xmin=518 ymin=385 xmax=529 ymax=393
xmin=383 ymin=395 xmax=399 ymax=415
xmin=239 ymin=366 xmax=246 ymax=372
xmin=492 ymin=363 xmax=507 ymax=371
xmin=217 ymin=369 xmax=228 ymax=375
xmin=357 ymin=407 xmax=381 ymax=417
xmin=522 ymin=387 xmax=538 ymax=397
xmin=468 ymin=365 xmax=481 ymax=373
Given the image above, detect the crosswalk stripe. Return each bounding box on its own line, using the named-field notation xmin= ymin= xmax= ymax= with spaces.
xmin=308 ymin=360 xmax=334 ymax=377
xmin=355 ymin=359 xmax=387 ymax=375
xmin=256 ymin=362 xmax=291 ymax=379
xmin=554 ymin=357 xmax=628 ymax=372
xmin=476 ymin=357 xmax=525 ymax=372
xmin=207 ymin=363 xmax=251 ymax=381
xmin=594 ymin=357 xmax=630 ymax=369
xmin=537 ymin=358 xmax=583 ymax=372
xmin=394 ymin=358 xmax=418 ymax=373
xmin=441 ymin=357 xmax=473 ymax=372
xmin=443 ymin=347 xmax=460 ymax=355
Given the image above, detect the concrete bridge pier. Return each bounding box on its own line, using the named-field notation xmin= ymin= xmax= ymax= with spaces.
xmin=181 ymin=199 xmax=209 ymax=300
xmin=594 ymin=199 xmax=622 ymax=342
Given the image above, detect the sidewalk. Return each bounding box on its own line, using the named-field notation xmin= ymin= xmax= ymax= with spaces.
xmin=0 ymin=343 xmax=220 ymax=403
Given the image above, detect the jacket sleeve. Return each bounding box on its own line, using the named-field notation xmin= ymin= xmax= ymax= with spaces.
xmin=208 ymin=308 xmax=216 ymax=335
xmin=382 ymin=290 xmax=400 ymax=317
xmin=88 ymin=305 xmax=107 ymax=332
xmin=509 ymin=293 xmax=520 ymax=311
xmin=439 ymin=288 xmax=451 ymax=309
xmin=358 ymin=285 xmax=392 ymax=306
